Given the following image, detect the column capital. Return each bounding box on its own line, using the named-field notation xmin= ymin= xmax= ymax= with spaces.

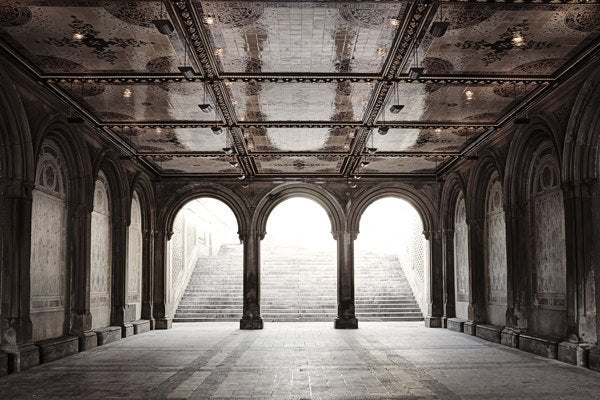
xmin=0 ymin=178 xmax=33 ymax=200
xmin=331 ymin=230 xmax=358 ymax=240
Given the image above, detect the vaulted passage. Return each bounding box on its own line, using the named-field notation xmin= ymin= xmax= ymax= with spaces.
xmin=355 ymin=198 xmax=425 ymax=322
xmin=170 ymin=198 xmax=242 ymax=322
xmin=2 ymin=0 xmax=600 ymax=396
xmin=261 ymin=198 xmax=337 ymax=321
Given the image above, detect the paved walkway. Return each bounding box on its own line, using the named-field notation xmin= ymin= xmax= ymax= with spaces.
xmin=1 ymin=322 xmax=600 ymax=399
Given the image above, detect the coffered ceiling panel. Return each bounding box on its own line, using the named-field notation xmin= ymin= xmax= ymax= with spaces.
xmin=198 ymin=1 xmax=407 ymax=73
xmin=228 ymin=81 xmax=373 ymax=121
xmin=378 ymin=82 xmax=540 ymax=124
xmin=406 ymin=3 xmax=600 ymax=77
xmin=0 ymin=1 xmax=186 ymax=74
xmin=113 ymin=126 xmax=227 ymax=153
xmin=360 ymin=156 xmax=443 ymax=174
xmin=371 ymin=127 xmax=486 ymax=153
xmin=256 ymin=155 xmax=342 ymax=174
xmin=60 ymin=82 xmax=218 ymax=122
xmin=145 ymin=155 xmax=239 ymax=174
xmin=245 ymin=127 xmax=355 ymax=152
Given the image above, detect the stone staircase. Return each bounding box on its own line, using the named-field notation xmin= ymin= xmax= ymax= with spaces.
xmin=174 ymin=244 xmax=423 ymax=322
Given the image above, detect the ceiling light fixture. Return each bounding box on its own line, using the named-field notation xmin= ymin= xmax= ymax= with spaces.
xmin=435 ymin=128 xmax=442 ymax=135
xmin=511 ymin=82 xmax=530 ymax=125
xmin=353 ymin=175 xmax=362 ymax=180
xmin=73 ymin=32 xmax=85 ymax=40
xmin=409 ymin=38 xmax=423 ymax=80
xmin=123 ymin=87 xmax=132 ymax=98
xmin=229 ymin=161 xmax=239 ymax=167
xmin=464 ymin=89 xmax=474 ymax=102
xmin=511 ymin=32 xmax=525 ymax=47
xmin=155 ymin=127 xmax=162 ymax=134
xmin=214 ymin=48 xmax=224 ymax=56
xmin=223 ymin=147 xmax=233 ymax=155
xmin=204 ymin=15 xmax=215 ymax=25
xmin=238 ymin=174 xmax=246 ymax=180
xmin=429 ymin=2 xmax=449 ymax=37
xmin=377 ymin=46 xmax=387 ymax=57
xmin=389 ymin=105 xmax=404 ymax=114
xmin=389 ymin=18 xmax=400 ymax=26
xmin=349 ymin=181 xmax=358 ymax=189
xmin=178 ymin=42 xmax=197 ymax=79
xmin=367 ymin=147 xmax=377 ymax=155
xmin=360 ymin=161 xmax=370 ymax=167
xmin=153 ymin=1 xmax=174 ymax=35
xmin=198 ymin=82 xmax=213 ymax=113
xmin=378 ymin=126 xmax=389 ymax=135
xmin=211 ymin=126 xmax=223 ymax=135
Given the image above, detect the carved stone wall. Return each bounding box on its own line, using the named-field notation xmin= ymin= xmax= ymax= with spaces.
xmin=454 ymin=193 xmax=470 ymax=319
xmin=484 ymin=172 xmax=507 ymax=326
xmin=90 ymin=171 xmax=112 ymax=329
xmin=30 ymin=144 xmax=68 ymax=341
xmin=127 ymin=191 xmax=143 ymax=320
xmin=529 ymin=153 xmax=567 ymax=338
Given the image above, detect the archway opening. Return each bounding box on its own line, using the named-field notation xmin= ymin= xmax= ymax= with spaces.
xmin=168 ymin=198 xmax=242 ymax=322
xmin=261 ymin=197 xmax=337 ymax=321
xmin=356 ymin=197 xmax=427 ymax=321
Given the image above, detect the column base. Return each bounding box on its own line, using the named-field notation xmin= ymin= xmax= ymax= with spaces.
xmin=4 ymin=343 xmax=39 ymax=373
xmin=425 ymin=316 xmax=442 ymax=328
xmin=154 ymin=318 xmax=172 ymax=330
xmin=334 ymin=317 xmax=358 ymax=329
xmin=78 ymin=330 xmax=97 ymax=351
xmin=240 ymin=317 xmax=263 ymax=330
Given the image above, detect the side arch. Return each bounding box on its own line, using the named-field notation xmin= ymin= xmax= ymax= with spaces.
xmin=466 ymin=148 xmax=505 ymax=220
xmin=440 ymin=171 xmax=467 ymax=230
xmin=160 ymin=183 xmax=250 ymax=239
xmin=348 ymin=184 xmax=436 ymax=236
xmin=563 ymin=69 xmax=600 ymax=183
xmin=253 ymin=182 xmax=345 ymax=238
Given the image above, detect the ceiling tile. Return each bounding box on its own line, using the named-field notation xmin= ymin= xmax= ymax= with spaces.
xmin=61 ymin=82 xmax=219 ymax=122
xmin=0 ymin=1 xmax=187 ymax=73
xmin=228 ymin=81 xmax=373 ymax=121
xmin=146 ymin=155 xmax=239 ymax=174
xmin=379 ymin=82 xmax=539 ymax=124
xmin=244 ymin=127 xmax=355 ymax=152
xmin=256 ymin=155 xmax=343 ymax=174
xmin=198 ymin=1 xmax=406 ymax=73
xmin=371 ymin=127 xmax=486 ymax=153
xmin=360 ymin=156 xmax=443 ymax=174
xmin=409 ymin=4 xmax=600 ymax=76
xmin=112 ymin=126 xmax=228 ymax=153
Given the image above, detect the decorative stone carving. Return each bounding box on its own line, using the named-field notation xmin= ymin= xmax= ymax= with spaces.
xmin=90 ymin=171 xmax=112 ymax=329
xmin=454 ymin=193 xmax=469 ymax=319
xmin=30 ymin=143 xmax=68 ymax=341
xmin=485 ymin=172 xmax=507 ymax=326
xmin=127 ymin=191 xmax=143 ymax=320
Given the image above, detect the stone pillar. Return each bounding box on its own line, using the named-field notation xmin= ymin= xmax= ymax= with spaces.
xmin=504 ymin=205 xmax=529 ymax=331
xmin=0 ymin=179 xmax=39 ymax=372
xmin=141 ymin=228 xmax=155 ymax=328
xmin=442 ymin=228 xmax=456 ymax=327
xmin=466 ymin=217 xmax=486 ymax=323
xmin=240 ymin=230 xmax=263 ymax=329
xmin=111 ymin=217 xmax=131 ymax=336
xmin=153 ymin=228 xmax=172 ymax=329
xmin=69 ymin=202 xmax=96 ymax=350
xmin=334 ymin=230 xmax=358 ymax=329
xmin=562 ymin=180 xmax=599 ymax=344
xmin=425 ymin=229 xmax=443 ymax=327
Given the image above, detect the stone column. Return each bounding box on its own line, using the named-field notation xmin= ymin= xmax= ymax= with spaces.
xmin=425 ymin=229 xmax=443 ymax=327
xmin=141 ymin=228 xmax=155 ymax=328
xmin=563 ymin=180 xmax=599 ymax=345
xmin=466 ymin=217 xmax=486 ymax=323
xmin=334 ymin=230 xmax=358 ymax=329
xmin=0 ymin=179 xmax=39 ymax=372
xmin=442 ymin=228 xmax=456 ymax=327
xmin=152 ymin=228 xmax=172 ymax=329
xmin=69 ymin=202 xmax=96 ymax=350
xmin=240 ymin=230 xmax=263 ymax=329
xmin=111 ymin=218 xmax=131 ymax=336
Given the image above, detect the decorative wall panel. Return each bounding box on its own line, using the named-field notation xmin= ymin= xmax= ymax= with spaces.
xmin=485 ymin=174 xmax=507 ymax=326
xmin=30 ymin=144 xmax=68 ymax=341
xmin=171 ymin=214 xmax=184 ymax=284
xmin=127 ymin=191 xmax=143 ymax=320
xmin=90 ymin=171 xmax=112 ymax=329
xmin=531 ymin=157 xmax=567 ymax=310
xmin=454 ymin=194 xmax=470 ymax=318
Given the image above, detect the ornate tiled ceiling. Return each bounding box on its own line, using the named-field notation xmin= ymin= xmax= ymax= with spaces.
xmin=0 ymin=0 xmax=599 ymax=178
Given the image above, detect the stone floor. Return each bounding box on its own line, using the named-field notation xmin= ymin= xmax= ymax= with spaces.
xmin=1 ymin=322 xmax=600 ymax=399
